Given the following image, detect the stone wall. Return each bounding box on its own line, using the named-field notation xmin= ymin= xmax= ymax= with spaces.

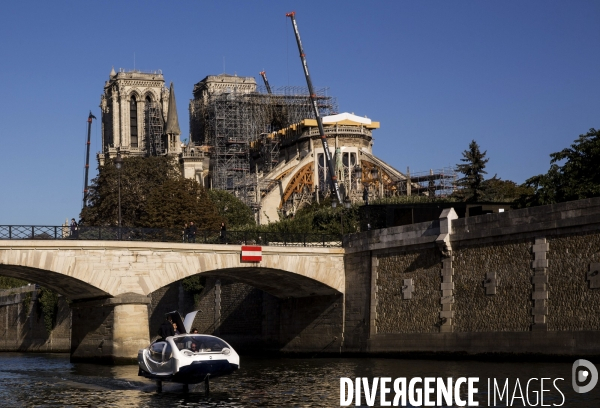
xmin=70 ymin=302 xmax=114 ymax=361
xmin=146 ymin=278 xmax=340 ymax=354
xmin=377 ymin=248 xmax=441 ymax=333
xmin=346 ymin=197 xmax=600 ymax=357
xmin=278 ymin=293 xmax=344 ymax=353
xmin=453 ymin=240 xmax=532 ymax=332
xmin=343 ymin=251 xmax=371 ymax=352
xmin=547 ymin=231 xmax=600 ymax=331
xmin=219 ymin=281 xmax=263 ymax=336
xmin=0 ymin=286 xmax=70 ymax=352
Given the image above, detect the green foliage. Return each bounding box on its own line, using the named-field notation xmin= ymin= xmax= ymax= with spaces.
xmin=207 ymin=190 xmax=255 ymax=229
xmin=38 ymin=287 xmax=59 ymax=333
xmin=81 ymin=156 xmax=223 ymax=230
xmin=521 ymin=129 xmax=600 ymax=206
xmin=480 ymin=176 xmax=534 ymax=203
xmin=81 ymin=156 xmax=180 ymax=227
xmin=181 ymin=275 xmax=207 ymax=307
xmin=455 ymin=140 xmax=489 ymax=202
xmin=0 ymin=277 xmax=28 ymax=289
xmin=21 ymin=291 xmax=32 ymax=310
xmin=259 ymin=198 xmax=359 ymax=235
xmin=143 ymin=178 xmax=222 ymax=230
xmin=372 ymin=195 xmax=458 ymax=205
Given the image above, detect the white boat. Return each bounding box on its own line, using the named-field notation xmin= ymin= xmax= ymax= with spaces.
xmin=138 ymin=311 xmax=239 ymax=391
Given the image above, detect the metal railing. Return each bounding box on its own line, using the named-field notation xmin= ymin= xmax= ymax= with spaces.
xmin=0 ymin=226 xmax=342 ymax=248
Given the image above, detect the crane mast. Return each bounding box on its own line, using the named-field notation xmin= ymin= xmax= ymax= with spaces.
xmin=285 ymin=11 xmax=342 ymax=203
xmin=259 ymin=71 xmax=272 ymax=94
xmin=83 ymin=111 xmax=96 ymax=208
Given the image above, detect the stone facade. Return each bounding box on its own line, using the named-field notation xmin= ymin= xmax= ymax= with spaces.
xmin=376 ymin=248 xmax=441 ymax=333
xmin=452 ymin=240 xmax=532 ymax=332
xmin=547 ymin=232 xmax=600 ymax=331
xmin=99 ymin=69 xmax=174 ymax=161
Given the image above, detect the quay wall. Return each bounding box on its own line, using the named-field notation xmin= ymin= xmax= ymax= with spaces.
xmin=0 ymin=286 xmax=70 ymax=352
xmin=344 ymin=196 xmax=600 ymax=357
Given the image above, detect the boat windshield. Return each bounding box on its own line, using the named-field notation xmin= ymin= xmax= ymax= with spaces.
xmin=173 ymin=335 xmax=229 ymax=353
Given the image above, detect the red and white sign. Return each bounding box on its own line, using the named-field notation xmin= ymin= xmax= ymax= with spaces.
xmin=241 ymin=245 xmax=262 ymax=262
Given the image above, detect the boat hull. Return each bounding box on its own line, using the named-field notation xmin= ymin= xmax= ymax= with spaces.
xmin=137 ymin=333 xmax=240 ymax=385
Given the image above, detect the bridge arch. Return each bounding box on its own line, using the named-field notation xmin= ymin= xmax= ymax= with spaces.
xmin=191 ymin=266 xmax=340 ymax=298
xmin=0 ymin=241 xmax=345 ymax=300
xmin=0 ymin=264 xmax=109 ymax=300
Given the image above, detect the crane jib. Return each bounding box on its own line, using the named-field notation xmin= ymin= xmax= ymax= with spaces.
xmin=286 ymin=11 xmax=342 ymax=202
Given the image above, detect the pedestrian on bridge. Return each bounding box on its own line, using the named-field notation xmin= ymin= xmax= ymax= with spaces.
xmin=188 ymin=221 xmax=197 ymax=243
xmin=183 ymin=223 xmax=189 ymax=243
xmin=220 ymin=222 xmax=227 ymax=244
xmin=70 ymin=218 xmax=78 ymax=239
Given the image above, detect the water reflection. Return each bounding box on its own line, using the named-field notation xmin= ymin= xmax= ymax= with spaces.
xmin=0 ymin=353 xmax=598 ymax=407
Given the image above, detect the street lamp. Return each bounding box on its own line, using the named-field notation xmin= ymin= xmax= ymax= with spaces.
xmin=114 ymin=152 xmax=123 ymax=239
xmin=332 ymin=197 xmax=352 ymax=236
xmin=353 ymin=165 xmax=362 ymax=186
xmin=370 ymin=166 xmax=379 ymax=181
xmin=344 ymin=196 xmax=352 ymax=209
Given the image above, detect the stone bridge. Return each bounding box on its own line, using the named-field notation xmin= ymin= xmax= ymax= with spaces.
xmin=3 ymin=198 xmax=600 ymax=363
xmin=0 ymin=240 xmax=344 ymax=362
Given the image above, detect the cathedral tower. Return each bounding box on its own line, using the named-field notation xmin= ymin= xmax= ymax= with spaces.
xmin=98 ymin=68 xmax=181 ymax=165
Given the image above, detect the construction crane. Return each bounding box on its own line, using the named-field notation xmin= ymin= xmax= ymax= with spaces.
xmin=285 ymin=11 xmax=342 ymax=203
xmin=83 ymin=111 xmax=96 ymax=208
xmin=259 ymin=71 xmax=272 ymax=94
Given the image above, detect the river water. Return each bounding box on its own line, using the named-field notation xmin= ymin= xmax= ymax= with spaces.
xmin=0 ymin=353 xmax=598 ymax=407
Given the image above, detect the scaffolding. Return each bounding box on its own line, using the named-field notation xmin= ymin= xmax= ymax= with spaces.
xmin=397 ymin=167 xmax=457 ymax=197
xmin=145 ymin=102 xmax=165 ymax=156
xmin=190 ymin=85 xmax=337 ymax=205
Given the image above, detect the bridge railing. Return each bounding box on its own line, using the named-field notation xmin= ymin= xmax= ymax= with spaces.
xmin=0 ymin=226 xmax=342 ymax=248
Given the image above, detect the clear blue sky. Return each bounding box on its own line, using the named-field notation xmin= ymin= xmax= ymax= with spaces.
xmin=1 ymin=1 xmax=598 ymax=225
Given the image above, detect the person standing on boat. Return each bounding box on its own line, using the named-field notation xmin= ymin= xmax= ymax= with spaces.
xmin=158 ymin=316 xmax=175 ymax=341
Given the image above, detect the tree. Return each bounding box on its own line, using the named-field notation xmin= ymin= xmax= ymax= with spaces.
xmin=259 ymin=198 xmax=359 ymax=235
xmin=480 ymin=175 xmax=534 ymax=203
xmin=521 ymin=128 xmax=600 ymax=206
xmin=81 ymin=156 xmax=179 ymax=226
xmin=455 ymin=140 xmax=489 ymax=202
xmin=207 ymin=190 xmax=255 ymax=229
xmin=142 ymin=177 xmax=222 ymax=230
xmin=0 ymin=277 xmax=28 ymax=289
xmin=81 ymin=156 xmax=222 ymax=229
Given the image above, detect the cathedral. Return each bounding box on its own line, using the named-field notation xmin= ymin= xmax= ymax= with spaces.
xmin=98 ymin=68 xmax=450 ymax=224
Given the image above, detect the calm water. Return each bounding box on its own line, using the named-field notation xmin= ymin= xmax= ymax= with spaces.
xmin=0 ymin=353 xmax=598 ymax=407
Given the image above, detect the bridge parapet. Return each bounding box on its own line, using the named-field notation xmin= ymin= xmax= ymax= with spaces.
xmin=0 ymin=226 xmax=342 ymax=248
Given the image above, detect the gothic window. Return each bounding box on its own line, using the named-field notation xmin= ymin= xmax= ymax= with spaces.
xmin=130 ymin=96 xmax=138 ymax=147
xmin=342 ymin=152 xmax=357 ymax=183
xmin=317 ymin=153 xmax=327 ymax=192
